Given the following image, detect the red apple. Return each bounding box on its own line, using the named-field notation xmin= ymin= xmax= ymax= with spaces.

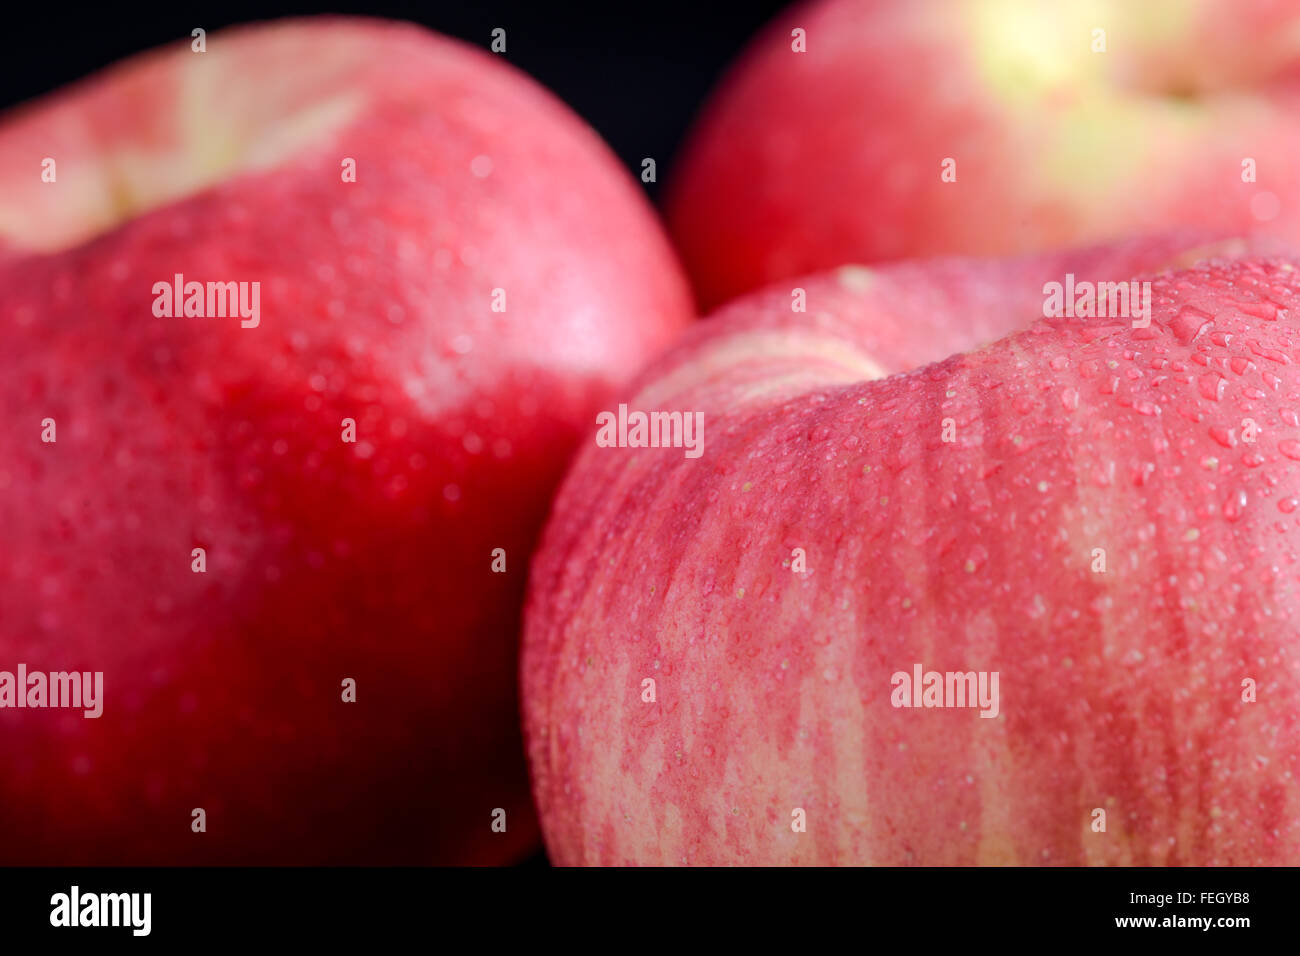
xmin=665 ymin=0 xmax=1300 ymax=310
xmin=0 ymin=17 xmax=692 ymax=864
xmin=522 ymin=238 xmax=1300 ymax=865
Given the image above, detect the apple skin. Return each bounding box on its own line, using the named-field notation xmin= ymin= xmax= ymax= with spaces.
xmin=665 ymin=0 xmax=1300 ymax=310
xmin=522 ymin=239 xmax=1300 ymax=865
xmin=0 ymin=18 xmax=692 ymax=864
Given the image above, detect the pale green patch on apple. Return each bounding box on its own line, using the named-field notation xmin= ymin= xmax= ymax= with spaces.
xmin=0 ymin=30 xmax=367 ymax=253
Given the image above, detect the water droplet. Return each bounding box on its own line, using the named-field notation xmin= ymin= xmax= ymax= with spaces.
xmin=1240 ymin=300 xmax=1282 ymax=321
xmin=1198 ymin=373 xmax=1226 ymax=402
xmin=1223 ymin=488 xmax=1248 ymax=522
xmin=1209 ymin=426 xmax=1236 ymax=449
xmin=1247 ymin=339 xmax=1291 ymax=365
xmin=1170 ymin=306 xmax=1213 ymax=344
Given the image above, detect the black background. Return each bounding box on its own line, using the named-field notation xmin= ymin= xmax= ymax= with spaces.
xmin=6 ymin=865 xmax=1279 ymax=942
xmin=0 ymin=0 xmax=790 ymax=199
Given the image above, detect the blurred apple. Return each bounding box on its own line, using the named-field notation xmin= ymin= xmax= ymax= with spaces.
xmin=666 ymin=0 xmax=1300 ymax=309
xmin=0 ymin=17 xmax=692 ymax=864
